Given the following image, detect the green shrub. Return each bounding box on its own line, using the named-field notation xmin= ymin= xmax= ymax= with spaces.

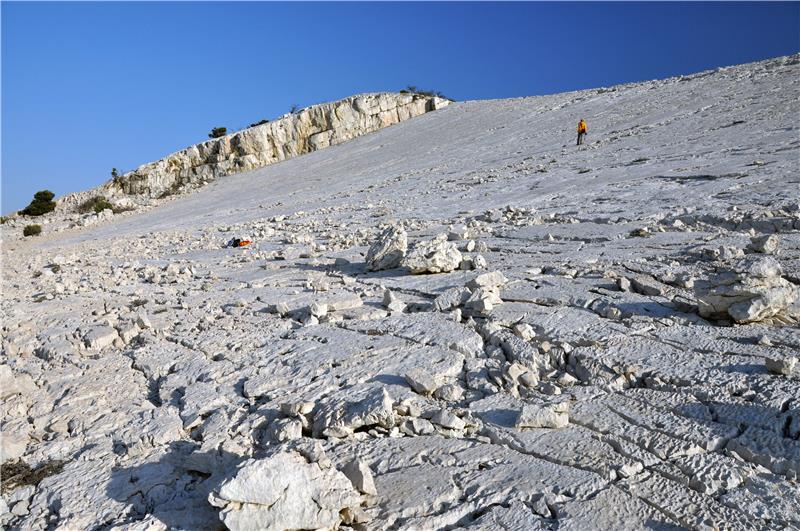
xmin=290 ymin=104 xmax=300 ymax=114
xmin=34 ymin=190 xmax=54 ymax=202
xmin=208 ymin=127 xmax=227 ymax=139
xmin=94 ymin=199 xmax=113 ymax=213
xmin=23 ymin=224 xmax=42 ymax=237
xmin=401 ymin=85 xmax=454 ymax=101
xmin=77 ymin=196 xmax=113 ymax=214
xmin=249 ymin=119 xmax=269 ymax=128
xmin=0 ymin=216 xmax=8 ymax=224
xmin=20 ymin=190 xmax=56 ymax=216
xmin=157 ymin=180 xmax=183 ymax=199
xmin=111 ymin=168 xmax=125 ymax=187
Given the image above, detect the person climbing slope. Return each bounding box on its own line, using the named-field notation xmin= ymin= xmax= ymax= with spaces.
xmin=577 ymin=119 xmax=587 ymax=146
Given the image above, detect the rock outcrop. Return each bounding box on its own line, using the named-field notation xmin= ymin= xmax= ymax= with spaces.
xmin=695 ymin=256 xmax=799 ymax=323
xmin=63 ymin=93 xmax=448 ymax=204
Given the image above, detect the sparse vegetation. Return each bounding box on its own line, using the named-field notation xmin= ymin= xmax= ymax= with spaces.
xmin=249 ymin=119 xmax=270 ymax=128
xmin=290 ymin=104 xmax=300 ymax=114
xmin=77 ymin=196 xmax=114 ymax=214
xmin=23 ymin=224 xmax=42 ymax=237
xmin=209 ymin=127 xmax=227 ymax=139
xmin=111 ymin=168 xmax=125 ymax=187
xmin=1 ymin=459 xmax=66 ymax=493
xmin=399 ymin=85 xmax=454 ymax=101
xmin=20 ymin=190 xmax=57 ymax=217
xmin=157 ymin=180 xmax=183 ymax=199
xmin=0 ymin=216 xmax=8 ymax=224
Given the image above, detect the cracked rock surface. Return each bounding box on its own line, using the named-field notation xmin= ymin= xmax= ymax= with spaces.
xmin=2 ymin=55 xmax=800 ymax=529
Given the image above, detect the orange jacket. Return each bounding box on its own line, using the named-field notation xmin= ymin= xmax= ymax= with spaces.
xmin=577 ymin=121 xmax=587 ymax=134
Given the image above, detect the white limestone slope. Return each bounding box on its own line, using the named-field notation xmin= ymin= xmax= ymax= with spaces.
xmin=2 ymin=55 xmax=799 ymax=530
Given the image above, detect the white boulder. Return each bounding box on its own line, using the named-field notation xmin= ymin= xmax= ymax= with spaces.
xmin=365 ymin=226 xmax=407 ymax=271
xmin=695 ymin=256 xmax=798 ymax=323
xmin=209 ymin=452 xmax=362 ymax=531
xmin=515 ymin=402 xmax=569 ymax=429
xmin=748 ymin=234 xmax=779 ymax=255
xmin=403 ymin=234 xmax=463 ymax=274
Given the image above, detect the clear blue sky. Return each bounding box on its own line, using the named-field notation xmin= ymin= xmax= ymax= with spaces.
xmin=3 ymin=2 xmax=799 ymax=214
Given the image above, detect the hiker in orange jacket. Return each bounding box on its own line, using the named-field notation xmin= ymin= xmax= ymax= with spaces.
xmin=577 ymin=119 xmax=587 ymax=146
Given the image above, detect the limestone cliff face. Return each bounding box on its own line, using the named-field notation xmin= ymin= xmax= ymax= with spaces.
xmin=109 ymin=92 xmax=448 ymax=199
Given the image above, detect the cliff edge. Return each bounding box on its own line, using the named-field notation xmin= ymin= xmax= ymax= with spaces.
xmin=61 ymin=92 xmax=449 ymax=208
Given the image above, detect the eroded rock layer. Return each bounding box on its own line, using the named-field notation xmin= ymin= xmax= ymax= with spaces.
xmin=75 ymin=92 xmax=448 ymax=202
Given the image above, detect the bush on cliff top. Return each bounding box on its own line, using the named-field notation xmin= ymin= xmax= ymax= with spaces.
xmin=400 ymin=85 xmax=454 ymax=101
xmin=208 ymin=127 xmax=227 ymax=139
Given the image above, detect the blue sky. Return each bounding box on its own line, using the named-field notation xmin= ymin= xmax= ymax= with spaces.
xmin=3 ymin=2 xmax=799 ymax=214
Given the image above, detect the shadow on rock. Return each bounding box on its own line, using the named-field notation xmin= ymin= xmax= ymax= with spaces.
xmin=106 ymin=441 xmax=245 ymax=530
xmin=614 ymin=301 xmax=699 ymax=321
xmin=295 ymin=260 xmax=418 ymax=280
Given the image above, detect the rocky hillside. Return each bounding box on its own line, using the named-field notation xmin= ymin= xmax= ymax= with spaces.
xmin=60 ymin=92 xmax=449 ymax=207
xmin=1 ymin=55 xmax=799 ymax=530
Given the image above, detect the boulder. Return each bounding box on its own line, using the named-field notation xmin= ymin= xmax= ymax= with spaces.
xmin=430 ymin=409 xmax=466 ymax=430
xmin=328 ymin=297 xmax=363 ymax=312
xmin=83 ymin=326 xmax=119 ymax=350
xmin=365 ymin=226 xmax=407 ymax=271
xmin=433 ymin=286 xmax=472 ymax=311
xmin=382 ymin=289 xmax=406 ymax=313
xmin=209 ymin=452 xmax=362 ymax=531
xmin=464 ymin=287 xmax=503 ymax=314
xmin=313 ymin=388 xmax=395 ymax=438
xmin=402 ymin=418 xmax=436 ymax=436
xmin=748 ymin=234 xmax=779 ymax=255
xmin=512 ymin=323 xmax=536 ymax=341
xmin=265 ymin=418 xmax=303 ymax=442
xmin=629 ymin=276 xmax=666 ymax=297
xmin=309 ymin=302 xmax=328 ymax=318
xmin=405 ymin=369 xmax=439 ymax=396
xmin=433 ymin=383 xmax=464 ymax=402
xmin=515 ymin=402 xmax=569 ymax=429
xmin=0 ymin=366 xmax=36 ymax=399
xmin=695 ymin=256 xmax=799 ymax=323
xmin=765 ymin=356 xmax=797 ymax=376
xmin=404 ymin=234 xmax=463 ymax=274
xmin=466 ymin=271 xmax=508 ymax=291
xmin=1 ymin=431 xmax=29 ymax=462
xmin=447 ymin=225 xmax=470 ymax=241
xmin=341 ymin=459 xmax=378 ymax=496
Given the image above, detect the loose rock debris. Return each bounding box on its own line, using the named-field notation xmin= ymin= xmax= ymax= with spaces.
xmin=2 ymin=55 xmax=800 ymax=529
